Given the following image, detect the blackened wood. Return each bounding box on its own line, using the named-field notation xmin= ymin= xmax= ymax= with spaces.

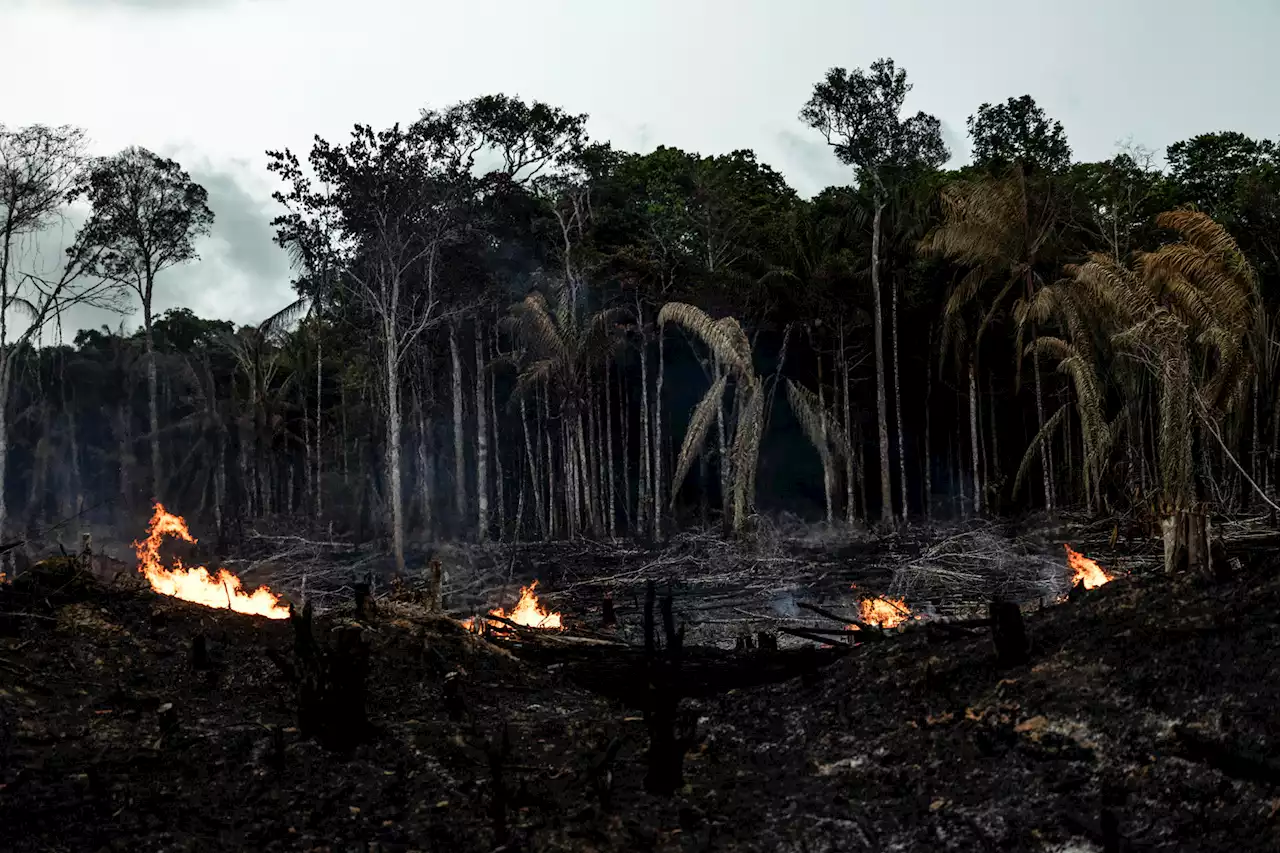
xmin=191 ymin=634 xmax=209 ymax=670
xmin=601 ymin=592 xmax=616 ymax=627
xmin=643 ymin=581 xmax=656 ymax=656
xmin=989 ymin=600 xmax=1029 ymax=667
xmin=353 ymin=574 xmax=371 ymax=620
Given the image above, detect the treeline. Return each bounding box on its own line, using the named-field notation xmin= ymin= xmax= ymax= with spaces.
xmin=2 ymin=58 xmax=1277 ymax=562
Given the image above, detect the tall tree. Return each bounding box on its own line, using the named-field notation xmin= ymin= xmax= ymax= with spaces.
xmin=800 ymin=58 xmax=948 ymax=524
xmin=270 ymin=114 xmax=483 ymax=574
xmin=967 ymin=95 xmax=1072 ymax=175
xmin=74 ymin=147 xmax=214 ymax=502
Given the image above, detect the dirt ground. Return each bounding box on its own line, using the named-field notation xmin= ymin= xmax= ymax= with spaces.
xmin=2 ymin=525 xmax=1279 ymax=852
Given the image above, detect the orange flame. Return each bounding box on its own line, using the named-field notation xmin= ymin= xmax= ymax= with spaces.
xmin=133 ymin=503 xmax=289 ymax=620
xmin=858 ymin=594 xmax=914 ymax=629
xmin=1064 ymin=544 xmax=1112 ymax=589
xmin=462 ymin=581 xmax=563 ymax=632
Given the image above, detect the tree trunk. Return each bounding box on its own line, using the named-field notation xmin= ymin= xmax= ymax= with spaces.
xmin=144 ymin=315 xmax=162 ymax=502
xmin=474 ymin=325 xmax=489 ymax=542
xmin=840 ymin=328 xmax=855 ymax=526
xmin=1032 ymin=332 xmax=1053 ymax=513
xmin=621 ymin=375 xmax=633 ymax=535
xmin=449 ymin=322 xmax=468 ymax=537
xmin=605 ymin=362 xmax=617 ymax=539
xmin=815 ymin=339 xmax=833 ymax=525
xmin=638 ymin=320 xmax=651 ymax=537
xmin=924 ymin=337 xmax=933 ymax=521
xmin=519 ymin=397 xmax=546 ymax=540
xmin=870 ymin=198 xmax=892 ymax=524
xmin=385 ymin=327 xmax=406 ymax=576
xmin=653 ymin=323 xmax=665 ymax=542
xmin=316 ymin=331 xmax=323 ymax=523
xmin=414 ymin=385 xmax=434 ymax=540
xmin=490 ymin=330 xmax=505 ymax=540
xmin=892 ymin=270 xmax=908 ymax=523
xmin=969 ymin=362 xmax=982 ymax=516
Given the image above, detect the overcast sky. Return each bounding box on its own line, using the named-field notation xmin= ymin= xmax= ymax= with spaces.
xmin=4 ymin=0 xmax=1278 ymax=338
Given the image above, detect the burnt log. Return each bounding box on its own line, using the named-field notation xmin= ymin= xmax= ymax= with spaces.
xmin=989 ymin=600 xmax=1029 ymax=667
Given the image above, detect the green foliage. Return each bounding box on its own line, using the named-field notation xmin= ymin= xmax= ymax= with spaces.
xmin=967 ymin=95 xmax=1072 ymax=175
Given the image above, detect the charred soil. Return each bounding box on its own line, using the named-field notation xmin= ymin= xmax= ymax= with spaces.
xmin=2 ymin=542 xmax=1280 ymax=852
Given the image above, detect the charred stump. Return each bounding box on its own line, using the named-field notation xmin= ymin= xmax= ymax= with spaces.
xmin=190 ymin=634 xmax=210 ymax=670
xmin=1162 ymin=504 xmax=1216 ymax=578
xmin=426 ymin=559 xmax=443 ymax=612
xmin=488 ymin=723 xmax=513 ymax=846
xmin=645 ymin=586 xmax=692 ymax=796
xmin=353 ymin=572 xmax=372 ymax=620
xmin=989 ymin=600 xmax=1029 ymax=667
xmin=288 ymin=602 xmax=372 ymax=754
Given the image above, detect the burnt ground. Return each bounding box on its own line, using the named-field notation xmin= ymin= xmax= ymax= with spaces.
xmin=2 ymin=529 xmax=1280 ymax=852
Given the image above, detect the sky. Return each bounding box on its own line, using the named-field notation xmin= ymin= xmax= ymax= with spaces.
xmin=3 ymin=0 xmax=1279 ymax=339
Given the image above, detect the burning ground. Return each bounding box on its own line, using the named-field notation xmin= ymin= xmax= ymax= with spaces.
xmin=2 ymin=520 xmax=1279 ymax=851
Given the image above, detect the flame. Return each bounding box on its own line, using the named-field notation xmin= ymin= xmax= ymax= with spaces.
xmin=858 ymin=595 xmax=914 ymax=629
xmin=462 ymin=581 xmax=563 ymax=632
xmin=133 ymin=503 xmax=289 ymax=620
xmin=1064 ymin=544 xmax=1112 ymax=590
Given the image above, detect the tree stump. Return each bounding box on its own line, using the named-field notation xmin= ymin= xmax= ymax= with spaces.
xmin=289 ymin=602 xmax=372 ymax=754
xmin=1162 ymin=505 xmax=1213 ymax=578
xmin=601 ymin=592 xmax=616 ymax=628
xmin=989 ymin=600 xmax=1029 ymax=667
xmin=426 ymin=559 xmax=443 ymax=612
xmin=353 ymin=573 xmax=372 ymax=620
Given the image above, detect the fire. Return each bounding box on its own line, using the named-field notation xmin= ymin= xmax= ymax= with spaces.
xmin=857 ymin=595 xmax=914 ymax=629
xmin=462 ymin=581 xmax=563 ymax=632
xmin=1064 ymin=544 xmax=1112 ymax=590
xmin=133 ymin=503 xmax=289 ymax=620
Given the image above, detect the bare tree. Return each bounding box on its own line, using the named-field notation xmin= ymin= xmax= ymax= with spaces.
xmin=0 ymin=124 xmax=120 ymax=537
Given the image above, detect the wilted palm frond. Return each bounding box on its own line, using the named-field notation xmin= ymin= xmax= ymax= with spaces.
xmin=657 ymin=302 xmax=752 ymax=377
xmin=1012 ymin=402 xmax=1067 ymax=498
xmin=669 ymin=373 xmax=730 ymax=505
xmin=784 ymin=378 xmax=852 ymax=463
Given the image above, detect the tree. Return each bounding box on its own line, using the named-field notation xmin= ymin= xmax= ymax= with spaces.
xmin=270 ymin=115 xmax=482 ymax=575
xmin=74 ymin=147 xmax=214 ymax=502
xmin=800 ymin=58 xmax=948 ymax=524
xmin=0 ymin=123 xmax=118 ymax=539
xmin=967 ymin=95 xmax=1071 ymax=175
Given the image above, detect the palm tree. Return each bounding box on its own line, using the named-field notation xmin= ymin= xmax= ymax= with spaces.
xmin=921 ymin=167 xmax=1065 ymax=514
xmin=504 ymin=281 xmax=628 ymax=538
xmin=1022 ymin=209 xmax=1261 ymax=571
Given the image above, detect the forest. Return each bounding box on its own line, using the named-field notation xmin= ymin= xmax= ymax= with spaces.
xmin=3 ymin=59 xmax=1277 ymax=567
xmin=4 ymin=56 xmax=1280 ymax=852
